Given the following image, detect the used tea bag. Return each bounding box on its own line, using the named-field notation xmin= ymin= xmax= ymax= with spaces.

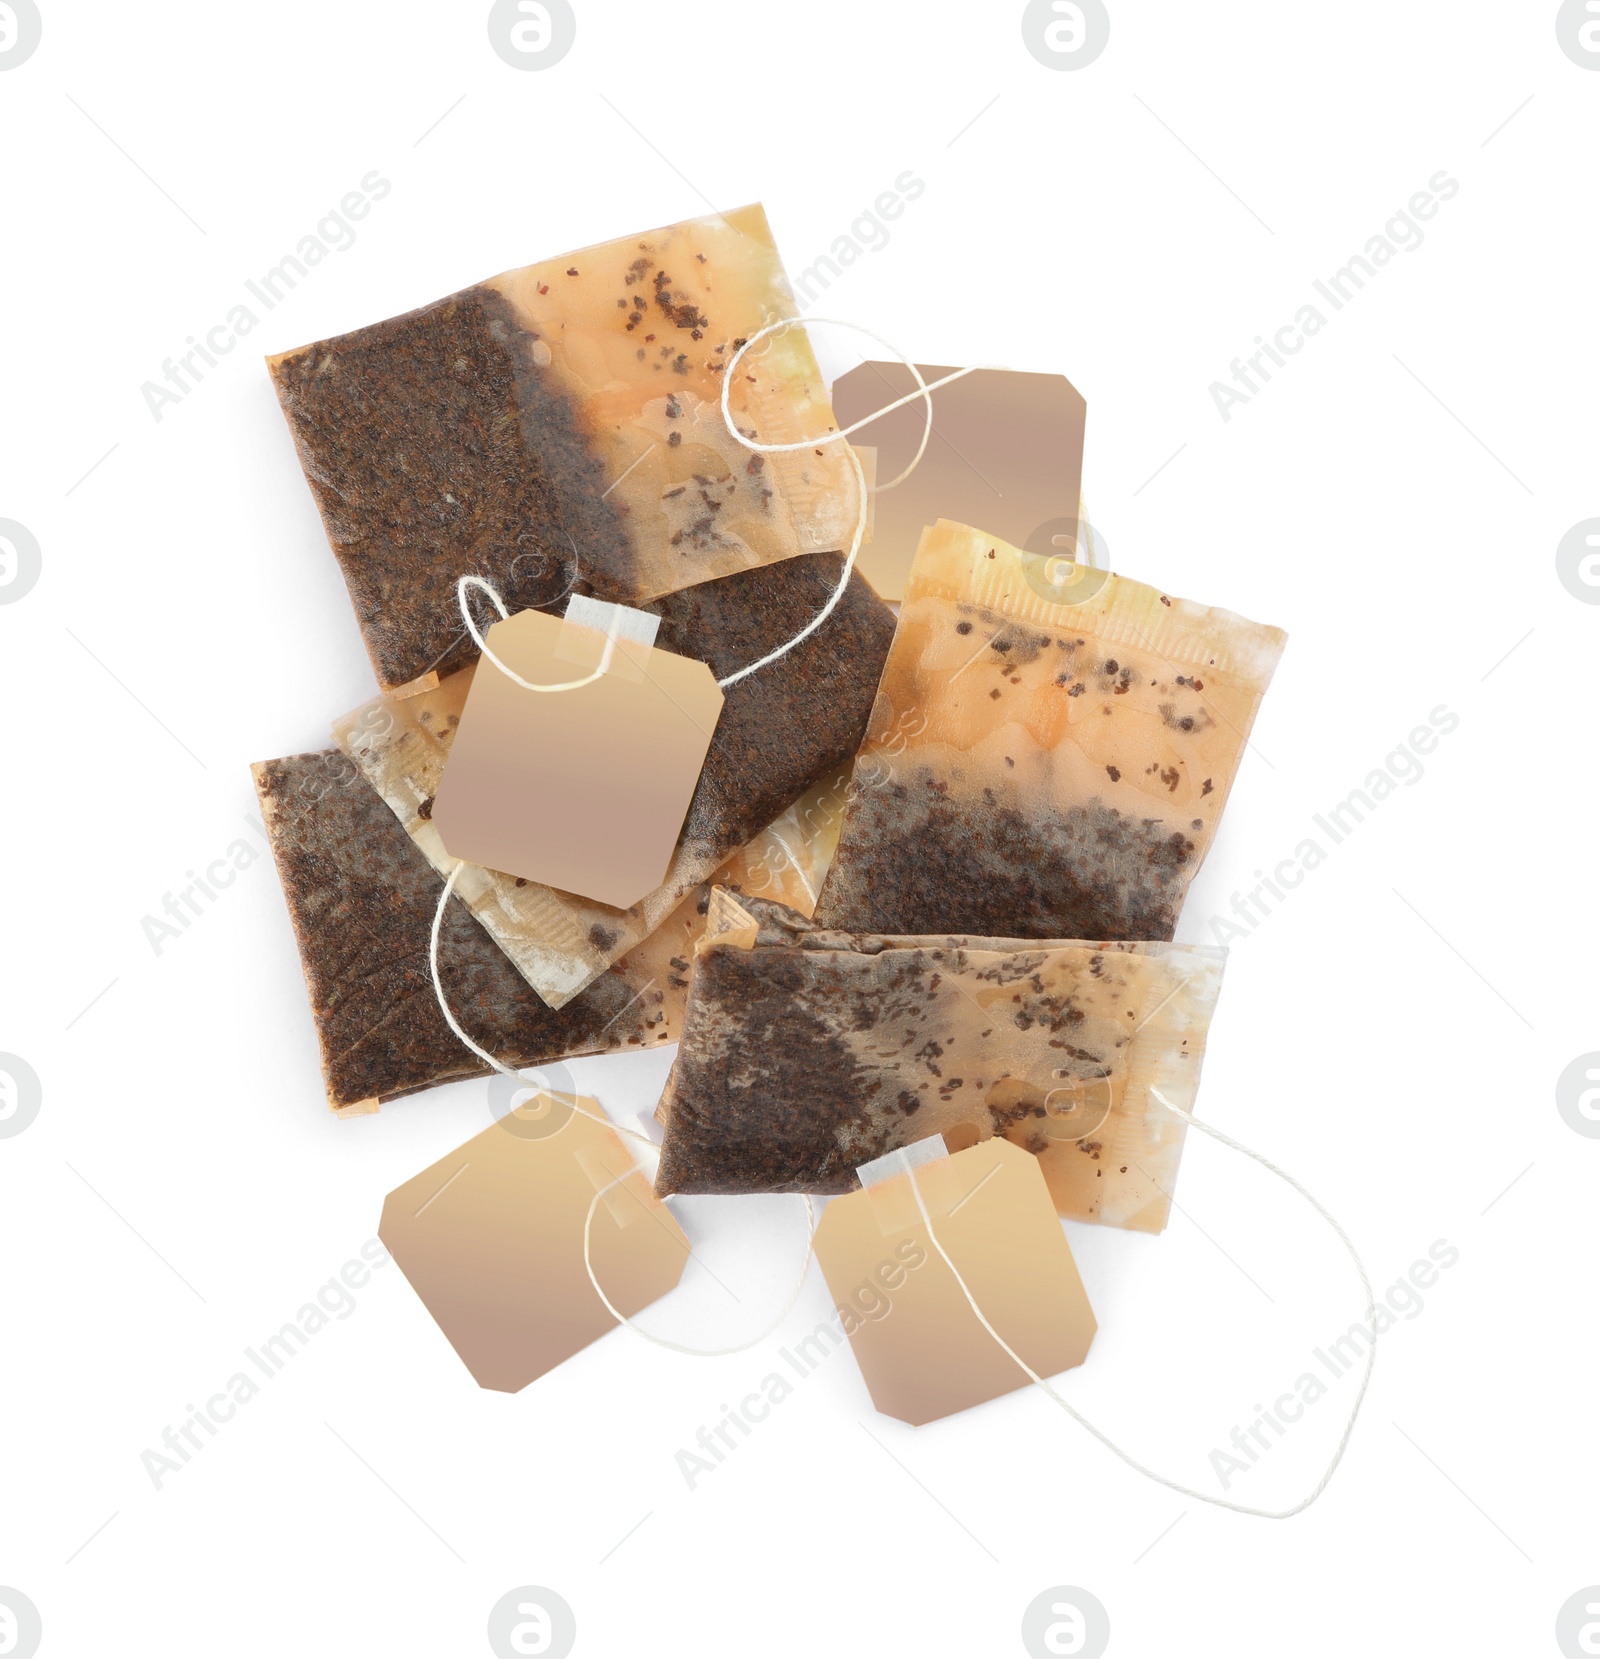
xmin=333 ymin=551 xmax=892 ymax=1007
xmin=813 ymin=1136 xmax=1096 ymax=1424
xmin=268 ymin=203 xmax=858 ymax=690
xmin=333 ymin=670 xmax=837 ymax=1002
xmin=379 ymin=1093 xmax=689 ymax=1392
xmin=431 ymin=599 xmax=724 ymax=908
xmin=814 ymin=520 xmax=1287 ymax=941
xmin=830 ymin=364 xmax=1087 ymax=602
xmin=654 ymin=893 xmax=1225 ymax=1232
xmin=252 ymin=749 xmax=715 ymax=1113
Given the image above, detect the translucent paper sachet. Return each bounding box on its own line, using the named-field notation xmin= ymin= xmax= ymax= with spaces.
xmin=268 ymin=203 xmax=859 ymax=690
xmin=333 ymin=554 xmax=891 ymax=1007
xmin=251 ymin=749 xmax=727 ymax=1114
xmin=813 ymin=519 xmax=1287 ymax=941
xmin=654 ymin=893 xmax=1226 ymax=1231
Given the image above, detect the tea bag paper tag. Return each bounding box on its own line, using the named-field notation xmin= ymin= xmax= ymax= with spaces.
xmin=813 ymin=1138 xmax=1096 ymax=1425
xmin=432 ymin=603 xmax=724 ymax=909
xmin=379 ymin=1093 xmax=689 ymax=1392
xmin=830 ymin=364 xmax=1087 ymax=601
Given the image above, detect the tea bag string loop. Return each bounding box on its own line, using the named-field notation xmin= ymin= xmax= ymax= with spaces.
xmin=429 ymin=860 xmax=816 ymax=1354
xmin=907 ymin=1091 xmax=1377 ymax=1521
xmin=715 ymin=441 xmax=867 ymax=691
xmin=427 ymin=860 xmax=649 ymax=1142
xmin=453 ymin=327 xmax=990 ymax=693
xmin=456 ymin=574 xmax=621 ymax=693
xmin=712 ymin=321 xmax=996 ymax=692
xmin=720 ymin=319 xmax=989 ymax=490
xmin=582 ymin=1180 xmax=818 ymax=1358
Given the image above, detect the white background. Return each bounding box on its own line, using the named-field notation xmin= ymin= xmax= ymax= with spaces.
xmin=2 ymin=2 xmax=1597 ymax=1655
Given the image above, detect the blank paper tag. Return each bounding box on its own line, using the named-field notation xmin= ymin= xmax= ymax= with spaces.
xmin=813 ymin=1138 xmax=1096 ymax=1425
xmin=378 ymin=1093 xmax=689 ymax=1393
xmin=830 ymin=364 xmax=1087 ymax=601
xmin=432 ymin=601 xmax=724 ymax=909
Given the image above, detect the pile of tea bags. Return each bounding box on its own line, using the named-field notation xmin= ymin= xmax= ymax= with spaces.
xmin=255 ymin=206 xmax=895 ymax=1112
xmin=255 ymin=205 xmax=1286 ymax=1416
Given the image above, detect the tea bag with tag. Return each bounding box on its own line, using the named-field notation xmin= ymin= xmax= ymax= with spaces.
xmin=268 ymin=203 xmax=859 ymax=691
xmin=830 ymin=364 xmax=1087 ymax=602
xmin=333 ymin=550 xmax=892 ymax=1007
xmin=654 ymin=893 xmax=1225 ymax=1232
xmin=333 ymin=676 xmax=840 ymax=1003
xmin=812 ymin=1135 xmax=1096 ymax=1424
xmin=432 ymin=595 xmax=723 ymax=909
xmin=814 ymin=519 xmax=1287 ymax=941
xmin=252 ymin=748 xmax=723 ymax=1114
xmin=379 ymin=1093 xmax=689 ymax=1391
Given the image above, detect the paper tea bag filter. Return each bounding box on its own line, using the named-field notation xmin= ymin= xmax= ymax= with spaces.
xmin=654 ymin=892 xmax=1223 ymax=1231
xmin=250 ymin=747 xmax=693 ymax=1113
xmin=379 ymin=1093 xmax=689 ymax=1392
xmin=814 ymin=519 xmax=1286 ymax=941
xmin=267 ymin=204 xmax=858 ymax=691
xmin=432 ymin=597 xmax=724 ymax=909
xmin=830 ymin=365 xmax=1087 ymax=602
xmin=813 ymin=1135 xmax=1096 ymax=1425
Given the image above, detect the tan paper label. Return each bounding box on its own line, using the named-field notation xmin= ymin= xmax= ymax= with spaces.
xmin=812 ymin=1137 xmax=1096 ymax=1425
xmin=378 ymin=1093 xmax=689 ymax=1392
xmin=432 ymin=605 xmax=724 ymax=909
xmin=830 ymin=364 xmax=1087 ymax=601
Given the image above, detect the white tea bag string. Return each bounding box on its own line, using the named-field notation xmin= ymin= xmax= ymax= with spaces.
xmin=722 ymin=320 xmax=990 ymax=490
xmin=457 ymin=574 xmax=621 ymax=692
xmin=453 ymin=473 xmax=855 ymax=695
xmin=428 ymin=859 xmax=815 ymax=1355
xmin=714 ymin=320 xmax=1000 ymax=690
xmin=714 ymin=440 xmax=868 ymax=691
xmin=907 ymin=1089 xmax=1377 ymax=1521
xmin=427 ymin=862 xmax=634 ymax=1121
xmin=583 ymin=1179 xmax=817 ymax=1358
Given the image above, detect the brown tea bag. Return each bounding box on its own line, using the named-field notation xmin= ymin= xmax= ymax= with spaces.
xmin=813 ymin=519 xmax=1287 ymax=940
xmin=654 ymin=893 xmax=1225 ymax=1232
xmin=830 ymin=364 xmax=1087 ymax=602
xmin=333 ymin=551 xmax=891 ymax=1007
xmin=379 ymin=1093 xmax=689 ymax=1391
xmin=813 ymin=1135 xmax=1096 ymax=1424
xmin=431 ymin=599 xmax=724 ymax=908
xmin=268 ymin=203 xmax=858 ymax=691
xmin=252 ymin=749 xmax=717 ymax=1113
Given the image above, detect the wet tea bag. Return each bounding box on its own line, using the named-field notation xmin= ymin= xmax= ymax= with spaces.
xmin=431 ymin=596 xmax=723 ymax=908
xmin=812 ymin=1135 xmax=1096 ymax=1424
xmin=813 ymin=519 xmax=1287 ymax=940
xmin=333 ymin=551 xmax=891 ymax=1007
xmin=268 ymin=203 xmax=859 ymax=691
xmin=654 ymin=893 xmax=1225 ymax=1232
xmin=380 ymin=1093 xmax=689 ymax=1391
xmin=252 ymin=749 xmax=718 ymax=1113
xmin=830 ymin=364 xmax=1087 ymax=601
xmin=333 ymin=669 xmax=839 ymax=1001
